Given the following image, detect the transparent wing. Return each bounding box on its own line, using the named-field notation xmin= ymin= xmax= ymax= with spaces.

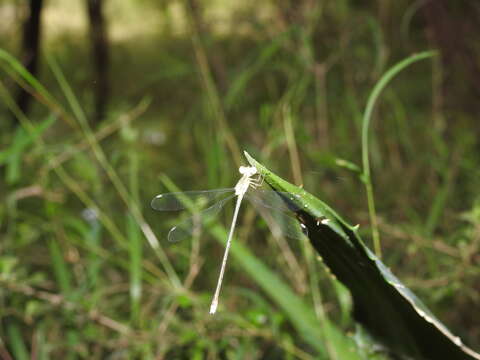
xmin=251 ymin=203 xmax=306 ymax=240
xmin=151 ymin=188 xmax=234 ymax=211
xmin=167 ymin=195 xmax=235 ymax=243
xmin=245 ymin=189 xmax=303 ymax=213
xmin=245 ymin=189 xmax=306 ymax=240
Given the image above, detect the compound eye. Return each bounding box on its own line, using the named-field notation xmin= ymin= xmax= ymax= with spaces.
xmin=246 ymin=167 xmax=257 ymax=176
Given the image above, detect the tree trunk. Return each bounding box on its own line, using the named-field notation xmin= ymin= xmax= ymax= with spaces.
xmin=87 ymin=0 xmax=109 ymax=123
xmin=13 ymin=0 xmax=44 ymax=124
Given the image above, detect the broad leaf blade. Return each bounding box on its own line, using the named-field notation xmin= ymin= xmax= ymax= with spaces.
xmin=245 ymin=151 xmax=480 ymax=360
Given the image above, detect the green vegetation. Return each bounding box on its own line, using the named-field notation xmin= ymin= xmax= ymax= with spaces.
xmin=1 ymin=1 xmax=480 ymax=359
xmin=246 ymin=151 xmax=479 ymax=359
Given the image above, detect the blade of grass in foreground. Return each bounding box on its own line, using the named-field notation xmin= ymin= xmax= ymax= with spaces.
xmin=6 ymin=322 xmax=29 ymax=360
xmin=245 ymin=151 xmax=480 ymax=360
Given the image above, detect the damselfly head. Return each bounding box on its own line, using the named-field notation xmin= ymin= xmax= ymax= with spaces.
xmin=239 ymin=166 xmax=257 ymax=176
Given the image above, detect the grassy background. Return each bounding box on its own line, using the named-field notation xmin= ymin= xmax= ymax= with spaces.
xmin=1 ymin=0 xmax=479 ymax=358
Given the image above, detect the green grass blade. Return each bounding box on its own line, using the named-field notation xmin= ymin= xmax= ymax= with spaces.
xmin=86 ymin=222 xmax=103 ymax=294
xmin=128 ymin=150 xmax=142 ymax=326
xmin=0 ymin=49 xmax=56 ymax=106
xmin=6 ymin=322 xmax=29 ymax=360
xmin=361 ymin=50 xmax=438 ymax=258
xmin=128 ymin=214 xmax=142 ymax=325
xmin=48 ymin=238 xmax=72 ymax=297
xmin=1 ymin=114 xmax=56 ymax=184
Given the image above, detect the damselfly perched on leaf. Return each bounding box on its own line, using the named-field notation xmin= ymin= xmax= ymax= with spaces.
xmin=151 ymin=166 xmax=306 ymax=314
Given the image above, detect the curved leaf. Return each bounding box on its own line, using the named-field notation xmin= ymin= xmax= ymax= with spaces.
xmin=245 ymin=151 xmax=480 ymax=360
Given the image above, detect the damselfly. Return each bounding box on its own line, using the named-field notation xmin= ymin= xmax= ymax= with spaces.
xmin=151 ymin=166 xmax=305 ymax=314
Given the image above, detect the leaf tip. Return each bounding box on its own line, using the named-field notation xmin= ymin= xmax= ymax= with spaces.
xmin=243 ymin=150 xmax=260 ymax=170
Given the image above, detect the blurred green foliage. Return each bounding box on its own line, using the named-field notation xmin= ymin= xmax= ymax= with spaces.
xmin=1 ymin=0 xmax=479 ymax=359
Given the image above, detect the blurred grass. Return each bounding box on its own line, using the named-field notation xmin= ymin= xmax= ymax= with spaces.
xmin=1 ymin=0 xmax=480 ymax=358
